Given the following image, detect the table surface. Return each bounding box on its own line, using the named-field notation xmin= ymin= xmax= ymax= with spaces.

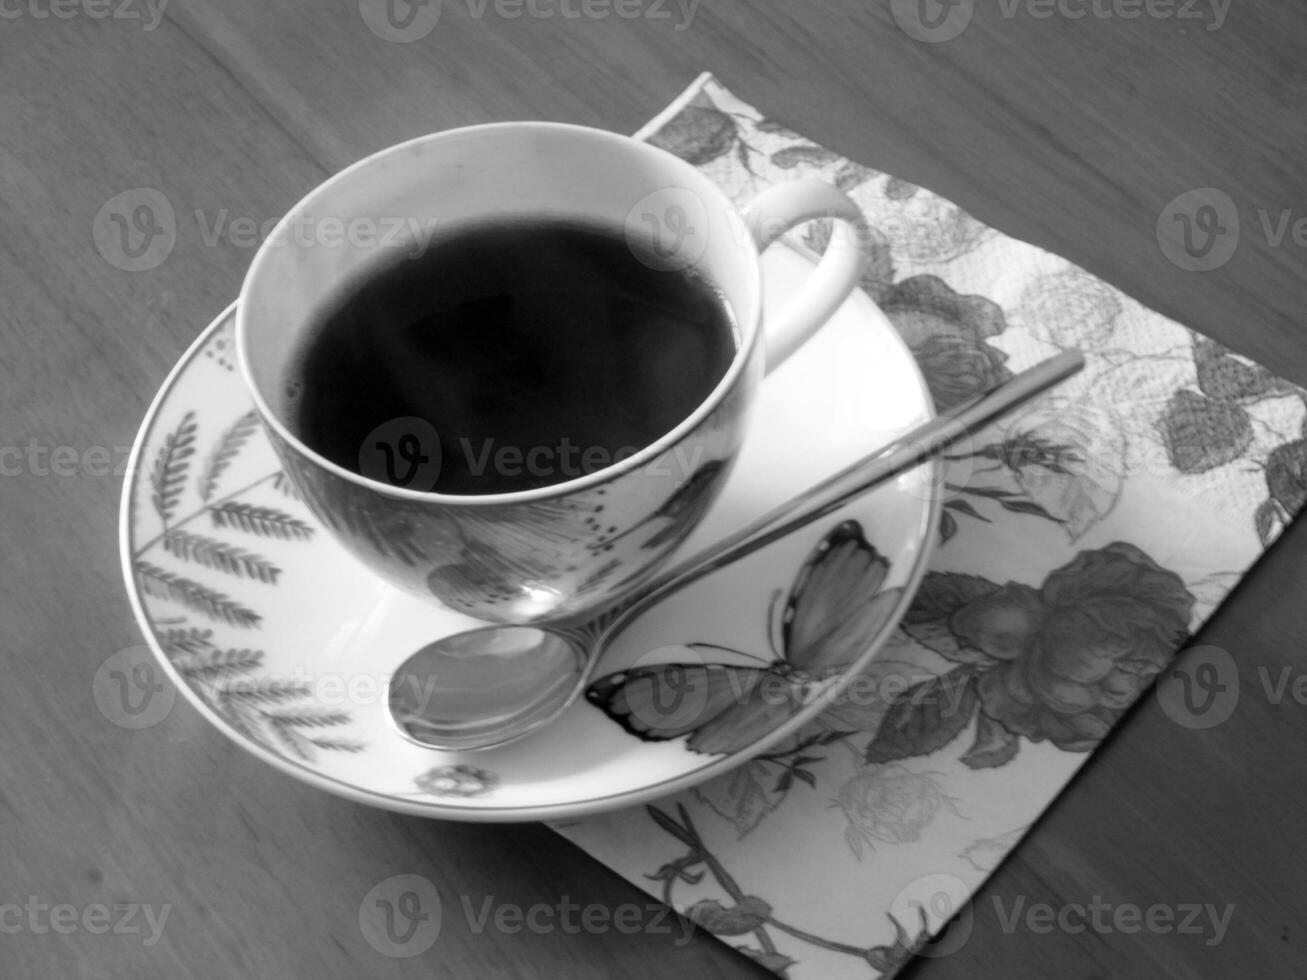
xmin=4 ymin=2 xmax=1306 ymax=977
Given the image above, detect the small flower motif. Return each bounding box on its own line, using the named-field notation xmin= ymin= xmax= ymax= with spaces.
xmin=1016 ymin=269 xmax=1123 ymax=349
xmin=831 ymin=764 xmax=962 ymax=858
xmin=861 ymin=187 xmax=990 ymax=264
xmin=415 ymin=765 xmax=499 ymax=798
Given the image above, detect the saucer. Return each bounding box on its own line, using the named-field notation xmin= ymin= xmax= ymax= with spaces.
xmin=119 ymin=242 xmax=939 ymax=822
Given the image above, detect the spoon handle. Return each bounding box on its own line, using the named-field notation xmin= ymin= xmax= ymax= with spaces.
xmin=613 ymin=350 xmax=1085 ymax=625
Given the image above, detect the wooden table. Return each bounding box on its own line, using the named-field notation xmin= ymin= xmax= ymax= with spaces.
xmin=3 ymin=2 xmax=1305 ymax=976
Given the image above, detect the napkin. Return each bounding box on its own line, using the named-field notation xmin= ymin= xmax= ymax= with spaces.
xmin=550 ymin=73 xmax=1306 ymax=979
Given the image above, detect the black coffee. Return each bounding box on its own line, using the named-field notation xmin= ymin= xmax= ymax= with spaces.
xmin=289 ymin=220 xmax=737 ymax=495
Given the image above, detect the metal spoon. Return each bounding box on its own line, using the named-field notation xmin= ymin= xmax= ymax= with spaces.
xmin=387 ymin=350 xmax=1084 ymax=752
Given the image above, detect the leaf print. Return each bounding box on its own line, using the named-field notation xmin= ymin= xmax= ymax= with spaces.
xmin=198 ymin=655 xmax=363 ymax=759
xmin=958 ymin=711 xmax=1019 ymax=769
xmin=209 ymin=502 xmax=315 ymax=541
xmin=959 ymin=826 xmax=1029 ymax=872
xmin=264 ymin=707 xmax=352 ymax=728
xmin=865 ymin=669 xmax=980 ymax=764
xmin=647 ymin=101 xmax=741 ymax=167
xmin=158 ymin=626 xmax=215 ymax=657
xmin=693 ymin=760 xmax=788 ymax=839
xmin=685 ymin=897 xmax=772 ymax=936
xmin=1159 ymin=390 xmax=1254 ymax=473
xmin=754 ymin=117 xmax=801 ymax=138
xmin=267 ymin=721 xmax=320 ymax=761
xmin=272 ymin=471 xmax=301 ymax=500
xmin=1254 ymin=438 xmax=1307 ymax=545
xmin=172 ymin=647 xmax=264 ymax=681
xmin=833 ymin=160 xmax=878 ymax=193
xmin=162 ymin=530 xmax=281 ymax=583
xmin=879 ymin=276 xmax=1012 ymax=412
xmin=905 ymin=571 xmax=1002 ymax=624
xmin=150 ymin=412 xmax=198 ymax=524
xmin=770 ymin=144 xmax=840 ymax=170
xmin=884 ymin=176 xmax=919 ymax=201
xmin=1001 ymin=400 xmax=1125 ymax=541
xmin=645 ymin=804 xmax=698 ymax=848
xmin=198 ymin=410 xmax=259 ymax=501
xmin=1194 ymin=335 xmax=1297 ymax=403
xmin=264 ymin=713 xmax=364 ymax=759
xmin=938 ymin=509 xmax=958 ymax=545
xmin=1264 ymin=438 xmax=1307 ymax=517
xmin=302 ymin=737 xmax=365 ymax=754
xmin=1255 ymin=498 xmax=1286 ymax=546
xmin=997 ymin=498 xmax=1063 ymax=521
xmin=134 ymin=562 xmax=261 ymax=628
xmin=900 ymin=619 xmax=993 ymax=665
xmin=218 ymin=678 xmax=313 ymax=705
xmin=943 ymin=498 xmax=991 ymax=523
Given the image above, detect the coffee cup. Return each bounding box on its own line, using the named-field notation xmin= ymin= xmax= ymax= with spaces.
xmin=236 ymin=122 xmax=867 ymax=623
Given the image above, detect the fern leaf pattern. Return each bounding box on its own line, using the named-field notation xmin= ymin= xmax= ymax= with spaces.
xmin=218 ymin=678 xmax=313 ymax=705
xmin=172 ymin=648 xmax=265 ymax=681
xmin=162 ymin=530 xmax=281 ymax=583
xmin=150 ymin=412 xmax=198 ymax=524
xmin=134 ymin=562 xmax=261 ymax=628
xmin=209 ymin=503 xmax=315 ymax=541
xmin=265 ymin=708 xmax=352 ymax=728
xmin=272 ymin=471 xmax=301 ymax=501
xmin=149 ymin=624 xmax=364 ymax=761
xmin=199 ymin=410 xmax=260 ymax=501
xmin=303 ymin=737 xmax=367 ymax=754
xmin=158 ymin=627 xmax=216 ymax=657
xmin=133 ymin=389 xmax=366 ymax=762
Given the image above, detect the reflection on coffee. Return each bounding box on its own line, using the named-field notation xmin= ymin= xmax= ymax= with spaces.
xmin=288 ymin=220 xmax=738 ymax=495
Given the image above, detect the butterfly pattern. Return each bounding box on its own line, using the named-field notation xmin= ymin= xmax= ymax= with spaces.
xmin=586 ymin=521 xmax=904 ymax=754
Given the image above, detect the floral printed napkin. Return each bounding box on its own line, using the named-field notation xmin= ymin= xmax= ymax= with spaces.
xmin=547 ymin=73 xmax=1307 ymax=979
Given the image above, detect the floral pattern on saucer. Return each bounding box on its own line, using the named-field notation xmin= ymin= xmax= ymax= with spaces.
xmin=128 ymin=389 xmax=365 ymax=763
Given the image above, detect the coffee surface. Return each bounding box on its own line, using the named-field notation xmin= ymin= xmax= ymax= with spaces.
xmin=289 ymin=221 xmax=737 ymax=494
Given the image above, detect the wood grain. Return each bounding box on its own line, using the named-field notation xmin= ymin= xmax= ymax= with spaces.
xmin=2 ymin=0 xmax=1304 ymax=976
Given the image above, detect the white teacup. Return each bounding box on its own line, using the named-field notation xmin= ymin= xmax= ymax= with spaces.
xmin=237 ymin=123 xmax=868 ymax=623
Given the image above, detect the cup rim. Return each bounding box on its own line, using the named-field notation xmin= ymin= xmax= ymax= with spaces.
xmin=235 ymin=121 xmax=763 ymax=506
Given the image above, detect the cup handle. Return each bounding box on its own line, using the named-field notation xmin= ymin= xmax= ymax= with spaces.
xmin=741 ymin=178 xmax=868 ymax=374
